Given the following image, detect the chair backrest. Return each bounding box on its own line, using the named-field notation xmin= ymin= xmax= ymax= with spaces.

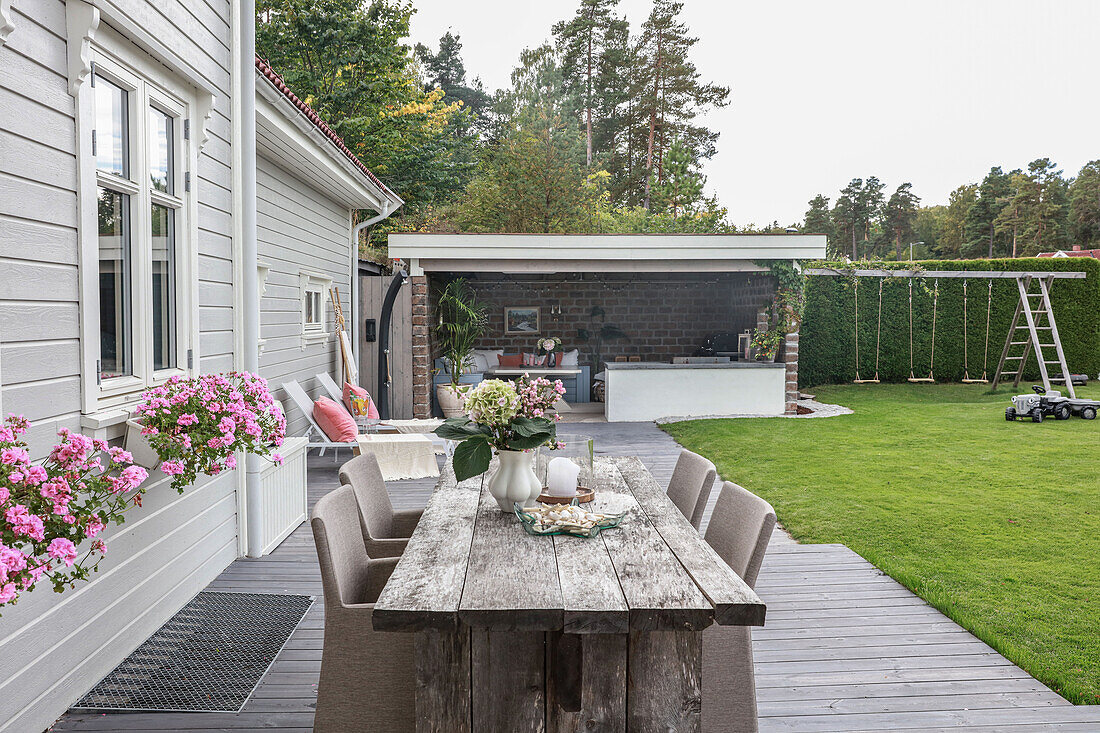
xmin=311 ymin=486 xmax=372 ymax=607
xmin=704 ymin=481 xmax=776 ymax=589
xmin=315 ymin=372 xmax=344 ymax=404
xmin=667 ymin=450 xmax=718 ymax=530
xmin=339 ymin=453 xmax=395 ymax=541
xmin=282 ymin=380 xmax=325 ymax=441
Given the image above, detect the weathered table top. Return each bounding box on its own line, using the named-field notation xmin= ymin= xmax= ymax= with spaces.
xmin=373 ymin=456 xmax=765 ymax=634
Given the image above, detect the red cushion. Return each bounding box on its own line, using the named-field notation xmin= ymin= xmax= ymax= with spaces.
xmin=313 ymin=397 xmax=358 ymax=442
xmin=497 ymin=353 xmax=523 ymax=367
xmin=343 ymin=382 xmax=379 ymax=419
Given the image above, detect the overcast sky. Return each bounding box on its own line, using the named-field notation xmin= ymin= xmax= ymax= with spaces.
xmin=409 ymin=0 xmax=1100 ymax=226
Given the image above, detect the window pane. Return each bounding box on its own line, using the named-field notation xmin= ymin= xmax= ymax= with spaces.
xmin=151 ymin=204 xmax=176 ymax=370
xmin=94 ymin=75 xmax=129 ymax=178
xmin=98 ymin=187 xmax=131 ymax=378
xmin=148 ymin=107 xmax=173 ymax=194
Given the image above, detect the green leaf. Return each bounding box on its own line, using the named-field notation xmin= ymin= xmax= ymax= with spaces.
xmin=510 ymin=416 xmax=554 ymax=437
xmin=452 ymin=436 xmax=492 ymax=481
xmin=504 ymin=434 xmax=551 ymax=451
xmin=434 ymin=417 xmax=489 ymax=440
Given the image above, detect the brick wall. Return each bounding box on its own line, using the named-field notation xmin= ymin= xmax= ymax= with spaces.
xmin=426 ymin=272 xmax=776 ymax=370
xmin=410 ymin=275 xmax=431 ymax=418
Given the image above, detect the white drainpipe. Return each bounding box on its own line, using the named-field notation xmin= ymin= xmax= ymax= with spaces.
xmin=241 ymin=0 xmax=262 ymax=558
xmin=351 ymin=202 xmax=394 ymax=369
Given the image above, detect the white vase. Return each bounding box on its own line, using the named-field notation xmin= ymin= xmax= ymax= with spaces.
xmin=487 ymin=450 xmax=542 ymax=512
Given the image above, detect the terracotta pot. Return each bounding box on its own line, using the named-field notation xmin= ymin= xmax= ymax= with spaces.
xmin=436 ymin=385 xmax=467 ymax=418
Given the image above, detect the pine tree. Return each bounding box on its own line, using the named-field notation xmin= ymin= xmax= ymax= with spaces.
xmin=940 ymin=184 xmax=978 ymax=258
xmin=1010 ymin=158 xmax=1068 ymax=255
xmin=881 ymin=183 xmax=920 ymax=260
xmin=1069 ymin=160 xmax=1100 ymax=248
xmin=552 ymin=0 xmax=628 ymax=167
xmin=963 ymin=167 xmax=1012 ymax=258
xmin=415 ymin=32 xmax=492 ymax=138
xmin=650 ymin=138 xmax=704 ymax=218
xmin=633 ymin=0 xmax=729 ymax=209
xmin=832 ymin=179 xmax=863 ymax=260
xmin=803 ymin=194 xmax=836 ymax=253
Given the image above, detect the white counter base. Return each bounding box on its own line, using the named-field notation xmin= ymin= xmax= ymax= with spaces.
xmin=604 ymin=362 xmax=786 ymax=422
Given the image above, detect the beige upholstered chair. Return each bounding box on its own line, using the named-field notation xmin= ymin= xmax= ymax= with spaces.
xmin=666 ymin=449 xmax=717 ymax=530
xmin=312 ymin=485 xmax=414 ymax=733
xmin=338 ymin=454 xmax=422 ymax=557
xmin=701 ymin=481 xmax=777 ymax=733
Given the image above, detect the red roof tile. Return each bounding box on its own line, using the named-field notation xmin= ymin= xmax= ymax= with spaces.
xmin=255 ymin=55 xmax=400 ymax=204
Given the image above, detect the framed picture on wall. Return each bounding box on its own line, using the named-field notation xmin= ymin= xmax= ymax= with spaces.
xmin=503 ymin=306 xmax=541 ymax=335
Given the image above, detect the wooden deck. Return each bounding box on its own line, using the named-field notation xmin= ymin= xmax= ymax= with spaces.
xmin=56 ymin=422 xmax=1100 ymax=732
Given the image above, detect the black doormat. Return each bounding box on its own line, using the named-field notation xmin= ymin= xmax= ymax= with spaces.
xmin=72 ymin=591 xmax=314 ymax=713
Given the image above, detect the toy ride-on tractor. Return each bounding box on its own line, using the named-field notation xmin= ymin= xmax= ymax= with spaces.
xmin=1006 ymin=385 xmax=1100 ymax=423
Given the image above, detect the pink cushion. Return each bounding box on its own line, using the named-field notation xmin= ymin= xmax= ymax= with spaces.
xmin=343 ymin=382 xmax=379 ymax=419
xmin=313 ymin=397 xmax=358 ymax=442
xmin=522 ymin=352 xmax=547 ymax=367
xmin=498 ymin=353 xmax=523 ymax=367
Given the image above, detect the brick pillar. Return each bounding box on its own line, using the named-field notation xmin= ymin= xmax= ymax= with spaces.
xmin=783 ymin=330 xmax=800 ymax=415
xmin=410 ymin=275 xmax=432 ymax=418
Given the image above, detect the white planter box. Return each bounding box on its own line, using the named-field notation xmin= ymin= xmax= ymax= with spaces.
xmin=257 ymin=436 xmax=309 ymax=555
xmin=124 ymin=418 xmax=161 ymax=469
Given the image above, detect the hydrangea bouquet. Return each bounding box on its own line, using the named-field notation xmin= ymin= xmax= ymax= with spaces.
xmin=435 ymin=376 xmax=566 ymax=481
xmin=134 ymin=372 xmax=287 ymax=493
xmin=0 ymin=415 xmax=149 ymax=611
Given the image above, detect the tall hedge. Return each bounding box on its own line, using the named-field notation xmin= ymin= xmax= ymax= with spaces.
xmin=799 ymin=258 xmax=1100 ymax=388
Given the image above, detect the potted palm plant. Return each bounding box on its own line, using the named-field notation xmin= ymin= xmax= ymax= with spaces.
xmin=434 ymin=278 xmax=488 ymax=418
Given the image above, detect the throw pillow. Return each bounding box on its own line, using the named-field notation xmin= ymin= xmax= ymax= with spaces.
xmin=342 ymin=382 xmax=379 ymax=419
xmin=313 ymin=396 xmax=358 ymax=442
xmin=472 ymin=349 xmax=503 ymax=372
xmin=560 ymin=348 xmax=580 ymax=366
xmin=497 ymin=353 xmax=523 ymax=368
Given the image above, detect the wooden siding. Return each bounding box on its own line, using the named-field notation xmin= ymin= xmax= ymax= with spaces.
xmin=0 ymin=0 xmax=239 ymax=730
xmin=256 ymin=153 xmax=352 ymax=436
xmin=359 ymin=273 xmax=413 ymax=419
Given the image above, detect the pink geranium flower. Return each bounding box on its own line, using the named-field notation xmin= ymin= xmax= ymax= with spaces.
xmin=47 ymin=538 xmax=78 ymax=567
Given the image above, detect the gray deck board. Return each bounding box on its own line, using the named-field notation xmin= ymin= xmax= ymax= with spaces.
xmin=56 ymin=421 xmax=1097 ymax=732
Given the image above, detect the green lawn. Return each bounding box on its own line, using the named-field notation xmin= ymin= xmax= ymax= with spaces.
xmin=662 ymin=383 xmax=1100 ymax=704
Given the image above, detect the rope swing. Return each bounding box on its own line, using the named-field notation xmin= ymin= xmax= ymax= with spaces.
xmin=907 ymin=278 xmax=937 ymax=383
xmin=853 ymin=278 xmax=883 ymax=384
xmin=962 ymin=279 xmax=993 ymax=384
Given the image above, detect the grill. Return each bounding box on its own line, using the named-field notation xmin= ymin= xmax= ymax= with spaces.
xmin=72 ymin=591 xmax=314 ymax=713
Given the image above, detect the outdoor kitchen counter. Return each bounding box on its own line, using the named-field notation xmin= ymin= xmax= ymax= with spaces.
xmin=604 ymin=360 xmax=787 ymax=421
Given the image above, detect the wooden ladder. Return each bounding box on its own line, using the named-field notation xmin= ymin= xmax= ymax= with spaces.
xmin=992 ymin=275 xmax=1076 ymax=398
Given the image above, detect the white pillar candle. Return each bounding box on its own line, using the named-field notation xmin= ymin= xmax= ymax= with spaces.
xmin=546 ymin=457 xmax=580 ymax=497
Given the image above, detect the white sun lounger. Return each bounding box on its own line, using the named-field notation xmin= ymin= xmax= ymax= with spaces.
xmin=281 ymin=379 xmax=355 ymax=458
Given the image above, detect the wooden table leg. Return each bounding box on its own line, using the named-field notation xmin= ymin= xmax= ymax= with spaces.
xmin=415 ymin=628 xmax=471 ymax=733
xmin=547 ymin=632 xmax=627 ymax=733
xmin=471 ymin=630 xmax=547 ymax=732
xmin=627 ymin=630 xmax=702 ymax=733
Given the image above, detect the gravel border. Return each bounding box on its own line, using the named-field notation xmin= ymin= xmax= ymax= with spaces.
xmin=654 ymin=399 xmax=852 ymax=424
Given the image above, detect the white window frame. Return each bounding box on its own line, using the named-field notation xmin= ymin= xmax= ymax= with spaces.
xmin=73 ymin=24 xmax=200 ymax=414
xmin=299 ymin=272 xmax=332 ymax=348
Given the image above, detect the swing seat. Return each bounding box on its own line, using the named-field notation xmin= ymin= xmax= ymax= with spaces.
xmin=853 ymin=377 xmax=880 ymax=384
xmin=962 ymin=377 xmax=989 ymax=384
xmin=907 ymin=374 xmax=935 ymax=383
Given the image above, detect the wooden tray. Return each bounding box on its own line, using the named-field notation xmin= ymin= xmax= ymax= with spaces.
xmin=536 ymin=486 xmax=594 ymax=504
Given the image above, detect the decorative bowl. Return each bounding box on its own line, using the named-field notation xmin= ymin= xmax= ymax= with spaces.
xmin=513 ymin=501 xmax=625 ymax=539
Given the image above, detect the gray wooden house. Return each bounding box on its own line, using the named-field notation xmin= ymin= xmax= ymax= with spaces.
xmin=0 ymin=3 xmax=398 ymax=729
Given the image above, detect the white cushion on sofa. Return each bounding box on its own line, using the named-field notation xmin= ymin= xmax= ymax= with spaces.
xmin=471 ymin=349 xmax=503 ymax=372
xmin=560 ymin=348 xmax=580 ymax=366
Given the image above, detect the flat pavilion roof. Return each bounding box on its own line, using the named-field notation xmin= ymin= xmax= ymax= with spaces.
xmin=388 ymin=233 xmax=827 ymax=275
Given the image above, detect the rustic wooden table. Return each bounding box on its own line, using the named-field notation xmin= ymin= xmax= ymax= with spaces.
xmin=373 ymin=455 xmax=765 ymax=732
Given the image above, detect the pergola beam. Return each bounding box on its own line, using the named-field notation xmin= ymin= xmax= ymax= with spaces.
xmin=804 ymin=268 xmax=1087 ymax=279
